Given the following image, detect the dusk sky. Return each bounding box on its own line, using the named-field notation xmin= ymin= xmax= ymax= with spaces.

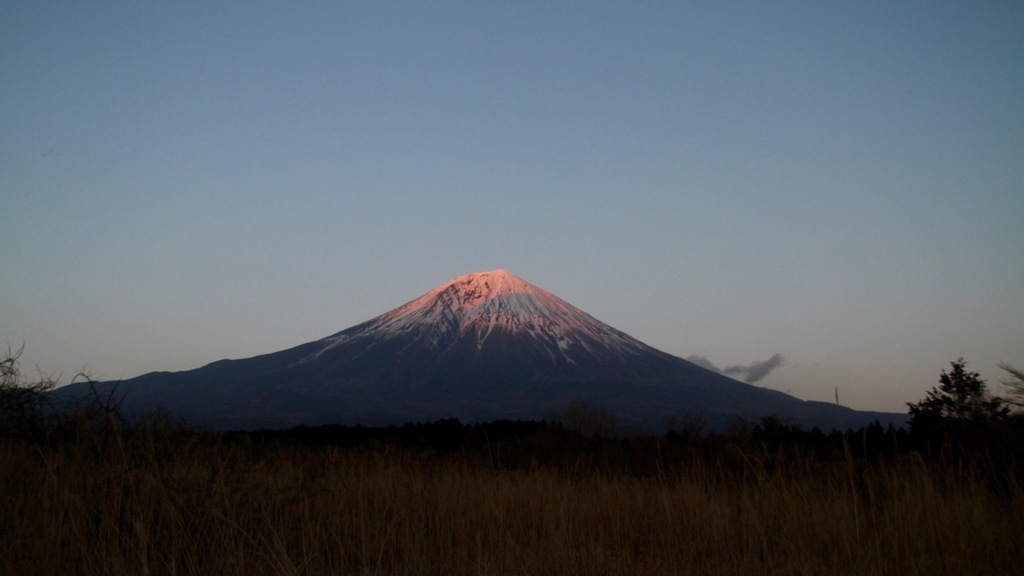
xmin=2 ymin=2 xmax=1021 ymax=414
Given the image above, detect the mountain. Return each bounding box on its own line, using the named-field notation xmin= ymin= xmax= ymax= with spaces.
xmin=53 ymin=268 xmax=904 ymax=431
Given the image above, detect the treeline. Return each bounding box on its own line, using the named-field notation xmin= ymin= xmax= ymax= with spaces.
xmin=4 ymin=349 xmax=1023 ymax=477
xmin=228 ymin=411 xmax=1020 ymax=479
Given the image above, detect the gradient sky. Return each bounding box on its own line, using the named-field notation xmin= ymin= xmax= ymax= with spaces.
xmin=2 ymin=2 xmax=1022 ymax=414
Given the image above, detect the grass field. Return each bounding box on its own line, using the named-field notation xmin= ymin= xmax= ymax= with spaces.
xmin=2 ymin=426 xmax=1022 ymax=576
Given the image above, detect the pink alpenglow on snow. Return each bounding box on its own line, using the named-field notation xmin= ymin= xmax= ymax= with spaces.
xmin=313 ymin=269 xmax=652 ymax=364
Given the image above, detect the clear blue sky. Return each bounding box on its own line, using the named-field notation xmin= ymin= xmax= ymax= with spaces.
xmin=2 ymin=1 xmax=1022 ymax=413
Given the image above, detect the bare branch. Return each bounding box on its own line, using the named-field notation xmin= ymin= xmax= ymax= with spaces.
xmin=998 ymin=362 xmax=1024 ymax=408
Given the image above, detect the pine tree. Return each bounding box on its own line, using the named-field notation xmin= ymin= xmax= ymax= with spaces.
xmin=907 ymin=358 xmax=1008 ymax=441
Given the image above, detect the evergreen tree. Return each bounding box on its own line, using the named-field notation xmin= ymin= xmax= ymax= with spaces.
xmin=907 ymin=358 xmax=1008 ymax=441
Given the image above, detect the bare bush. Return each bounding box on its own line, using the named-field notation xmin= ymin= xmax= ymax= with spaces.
xmin=0 ymin=345 xmax=56 ymax=437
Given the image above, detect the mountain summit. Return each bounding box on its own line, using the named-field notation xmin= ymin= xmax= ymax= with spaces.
xmin=56 ymin=269 xmax=904 ymax=430
xmin=308 ymin=268 xmax=654 ymax=368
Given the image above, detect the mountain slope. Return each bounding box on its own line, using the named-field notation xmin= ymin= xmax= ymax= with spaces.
xmin=54 ymin=269 xmax=904 ymax=430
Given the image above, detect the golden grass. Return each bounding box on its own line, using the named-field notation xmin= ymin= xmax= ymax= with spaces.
xmin=2 ymin=433 xmax=1021 ymax=575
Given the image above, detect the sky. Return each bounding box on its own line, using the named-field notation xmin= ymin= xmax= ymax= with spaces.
xmin=2 ymin=1 xmax=1022 ymax=414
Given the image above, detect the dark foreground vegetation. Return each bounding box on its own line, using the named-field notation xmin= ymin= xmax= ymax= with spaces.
xmin=2 ymin=353 xmax=1023 ymax=575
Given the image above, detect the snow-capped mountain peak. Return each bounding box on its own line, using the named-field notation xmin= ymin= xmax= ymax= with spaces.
xmin=401 ymin=268 xmax=543 ymax=313
xmin=312 ymin=269 xmax=652 ymax=363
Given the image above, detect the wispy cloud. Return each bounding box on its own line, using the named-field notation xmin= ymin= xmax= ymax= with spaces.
xmin=685 ymin=354 xmax=721 ymax=373
xmin=687 ymin=353 xmax=785 ymax=384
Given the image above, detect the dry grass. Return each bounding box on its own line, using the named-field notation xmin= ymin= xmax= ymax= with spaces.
xmin=2 ymin=431 xmax=1021 ymax=575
